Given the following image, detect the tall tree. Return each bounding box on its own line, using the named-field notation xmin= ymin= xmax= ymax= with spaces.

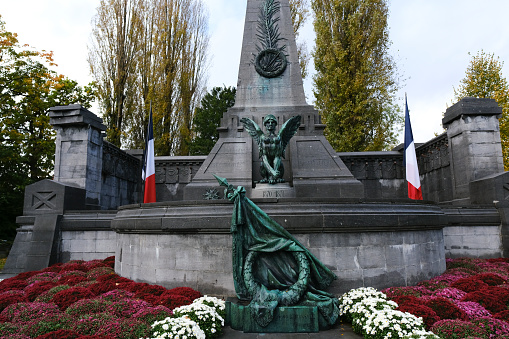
xmin=89 ymin=0 xmax=143 ymax=148
xmin=155 ymin=0 xmax=208 ymax=156
xmin=312 ymin=0 xmax=401 ymax=151
xmin=289 ymin=0 xmax=311 ymax=79
xmin=0 ymin=17 xmax=95 ymax=239
xmin=454 ymin=50 xmax=509 ymax=170
xmin=189 ymin=86 xmax=236 ymax=155
xmin=123 ymin=0 xmax=158 ymax=150
xmin=89 ymin=0 xmax=209 ymax=155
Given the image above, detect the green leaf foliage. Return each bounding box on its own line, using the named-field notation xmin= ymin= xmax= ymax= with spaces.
xmin=189 ymin=86 xmax=236 ymax=156
xmin=454 ymin=50 xmax=509 ymax=170
xmin=312 ymin=0 xmax=402 ymax=151
xmin=0 ymin=16 xmax=96 ymax=239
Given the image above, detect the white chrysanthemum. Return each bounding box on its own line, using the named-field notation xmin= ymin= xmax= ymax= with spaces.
xmin=338 ymin=287 xmax=439 ymax=339
xmin=149 ymin=316 xmax=205 ymax=339
xmin=192 ymin=295 xmax=226 ymax=311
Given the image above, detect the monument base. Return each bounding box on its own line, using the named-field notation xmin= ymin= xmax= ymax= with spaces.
xmin=226 ymin=299 xmax=333 ymax=333
xmin=251 ymin=183 xmax=296 ymax=199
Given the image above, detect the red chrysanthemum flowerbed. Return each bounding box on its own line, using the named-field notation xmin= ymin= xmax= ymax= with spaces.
xmin=382 ymin=257 xmax=509 ymax=338
xmin=0 ymin=257 xmax=202 ymax=338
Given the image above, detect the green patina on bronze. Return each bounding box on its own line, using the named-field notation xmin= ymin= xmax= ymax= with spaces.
xmin=241 ymin=115 xmax=300 ymax=184
xmin=215 ymin=175 xmax=339 ymax=328
xmin=254 ymin=0 xmax=287 ymax=78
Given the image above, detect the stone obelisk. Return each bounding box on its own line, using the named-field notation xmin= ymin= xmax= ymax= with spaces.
xmin=184 ymin=0 xmax=363 ymax=200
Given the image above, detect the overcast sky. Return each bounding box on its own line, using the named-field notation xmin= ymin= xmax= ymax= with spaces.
xmin=2 ymin=0 xmax=509 ymax=144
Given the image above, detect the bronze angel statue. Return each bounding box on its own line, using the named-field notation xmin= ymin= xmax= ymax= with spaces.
xmin=240 ymin=114 xmax=301 ymax=184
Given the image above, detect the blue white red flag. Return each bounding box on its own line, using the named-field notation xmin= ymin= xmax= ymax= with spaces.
xmin=404 ymin=95 xmax=423 ymax=200
xmin=142 ymin=105 xmax=156 ymax=203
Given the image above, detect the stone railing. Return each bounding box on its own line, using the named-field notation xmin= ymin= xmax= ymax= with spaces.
xmin=339 ymin=133 xmax=452 ymax=202
xmin=155 ymin=156 xmax=207 ymax=201
xmin=149 ymin=133 xmax=451 ymax=203
xmin=339 ymin=151 xmax=406 ymax=199
xmin=415 ymin=133 xmax=453 ymax=203
xmin=101 ymin=141 xmax=142 ymax=209
xmin=416 ymin=133 xmax=449 ymax=175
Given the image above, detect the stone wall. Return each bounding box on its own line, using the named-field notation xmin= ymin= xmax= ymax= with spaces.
xmin=58 ymin=210 xmax=117 ymax=262
xmin=115 ymin=230 xmax=446 ymax=296
xmin=44 ymin=99 xmax=506 ymax=207
xmin=112 ymin=199 xmax=447 ymax=296
xmin=50 ymin=105 xmax=106 ymax=209
xmin=298 ymin=230 xmax=445 ymax=292
xmin=151 ymin=133 xmax=450 ymax=203
xmin=116 ymin=233 xmax=235 ymax=295
xmin=49 ymin=105 xmax=142 ymax=210
xmin=443 ymin=226 xmax=503 ymax=258
xmin=443 ymin=98 xmax=504 ymax=205
xmin=441 ymin=207 xmax=504 ymax=258
xmin=101 ymin=141 xmax=141 ymax=209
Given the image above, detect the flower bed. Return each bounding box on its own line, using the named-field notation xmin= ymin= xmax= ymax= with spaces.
xmin=0 ymin=257 xmax=225 ymax=338
xmin=339 ymin=257 xmax=509 ymax=338
xmin=3 ymin=257 xmax=509 ymax=338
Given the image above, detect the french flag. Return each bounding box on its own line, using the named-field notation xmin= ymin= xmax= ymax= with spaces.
xmin=404 ymin=96 xmax=423 ymax=200
xmin=142 ymin=106 xmax=156 ymax=203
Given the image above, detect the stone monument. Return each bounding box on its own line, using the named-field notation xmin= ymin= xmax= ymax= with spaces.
xmin=4 ymin=0 xmax=455 ymax=332
xmin=183 ymin=0 xmax=363 ymax=201
xmin=111 ymin=1 xmax=445 ymax=331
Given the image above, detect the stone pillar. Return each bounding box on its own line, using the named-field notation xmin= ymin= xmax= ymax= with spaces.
xmin=1 ymin=179 xmax=86 ymax=276
xmin=442 ymin=97 xmax=504 ymax=205
xmin=49 ymin=104 xmax=107 ymax=209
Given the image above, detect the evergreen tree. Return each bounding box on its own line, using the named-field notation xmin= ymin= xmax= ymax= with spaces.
xmin=454 ymin=50 xmax=509 ymax=170
xmin=312 ymin=0 xmax=401 ymax=151
xmin=189 ymin=86 xmax=236 ymax=155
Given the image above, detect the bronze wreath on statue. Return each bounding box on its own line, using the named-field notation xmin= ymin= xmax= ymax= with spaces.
xmin=243 ymin=250 xmax=310 ymax=306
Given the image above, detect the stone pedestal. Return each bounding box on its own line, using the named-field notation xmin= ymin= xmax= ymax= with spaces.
xmin=226 ymin=300 xmax=324 ymax=333
xmin=183 ymin=138 xmax=254 ymax=199
xmin=251 ymin=183 xmax=296 ymax=199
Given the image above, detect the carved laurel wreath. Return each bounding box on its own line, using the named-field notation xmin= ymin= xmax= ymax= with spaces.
xmin=254 ymin=0 xmax=287 ymax=78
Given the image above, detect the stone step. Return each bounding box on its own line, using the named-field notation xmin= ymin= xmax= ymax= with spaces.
xmin=219 ymin=321 xmax=361 ymax=338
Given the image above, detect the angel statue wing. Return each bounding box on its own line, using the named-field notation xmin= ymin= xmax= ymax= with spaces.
xmin=278 ymin=115 xmax=301 ymax=158
xmin=240 ymin=117 xmax=264 ymax=154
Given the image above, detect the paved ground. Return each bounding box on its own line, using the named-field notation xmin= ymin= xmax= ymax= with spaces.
xmin=219 ymin=321 xmax=362 ymax=338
